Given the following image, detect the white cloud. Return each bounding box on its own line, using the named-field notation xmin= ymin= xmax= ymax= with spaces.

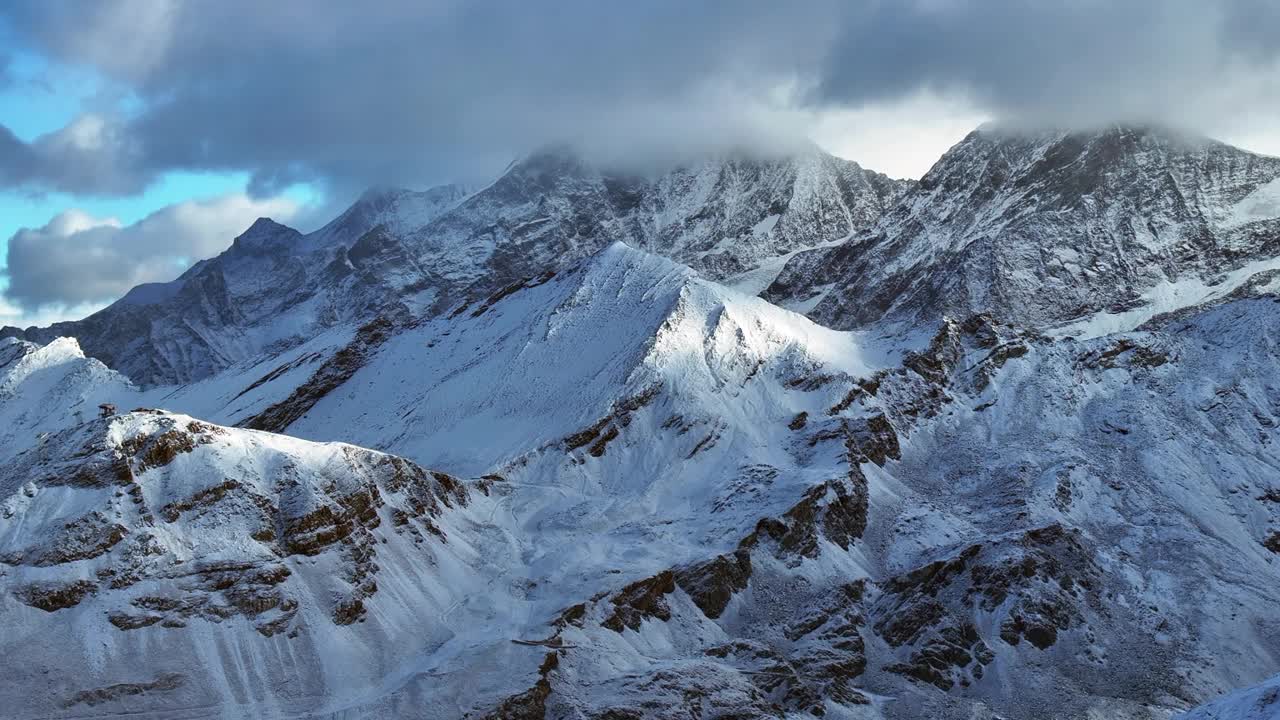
xmin=0 ymin=297 xmax=109 ymax=328
xmin=810 ymin=93 xmax=991 ymax=179
xmin=2 ymin=193 xmax=299 ymax=318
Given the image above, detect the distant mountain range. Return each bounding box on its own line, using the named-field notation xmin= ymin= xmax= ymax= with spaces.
xmin=3 ymin=145 xmax=903 ymax=386
xmin=3 ymin=126 xmax=1280 ymax=720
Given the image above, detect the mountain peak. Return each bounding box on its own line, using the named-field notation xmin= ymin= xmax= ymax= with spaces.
xmin=242 ymin=216 xmax=294 ymax=236
xmin=355 ymin=183 xmax=407 ymax=204
xmin=573 ymin=240 xmax=697 ymax=296
xmin=353 ymin=183 xmax=470 ymax=210
xmin=914 ymin=122 xmax=1253 ymax=200
xmin=503 ymin=143 xmax=593 ymax=183
xmin=229 ymin=217 xmax=303 ymax=252
xmin=316 ymin=183 xmax=471 ymax=244
xmin=11 ymin=135 xmax=905 ymax=388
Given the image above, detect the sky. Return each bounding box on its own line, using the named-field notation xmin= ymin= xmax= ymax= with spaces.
xmin=2 ymin=0 xmax=1280 ymax=327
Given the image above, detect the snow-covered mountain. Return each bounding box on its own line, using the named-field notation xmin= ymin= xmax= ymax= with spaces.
xmin=767 ymin=126 xmax=1280 ymax=334
xmin=3 ymin=128 xmax=1280 ymax=719
xmin=1 ymin=245 xmax=893 ymax=716
xmin=2 ymin=146 xmax=903 ymax=386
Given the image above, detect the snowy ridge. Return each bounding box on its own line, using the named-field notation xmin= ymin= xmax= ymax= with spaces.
xmin=143 ymin=242 xmax=893 ymax=477
xmin=0 ymin=243 xmax=900 ymax=717
xmin=5 ymin=243 xmax=1280 ymax=717
xmin=0 ymin=336 xmax=134 ymax=460
xmin=310 ymin=183 xmax=472 ymax=245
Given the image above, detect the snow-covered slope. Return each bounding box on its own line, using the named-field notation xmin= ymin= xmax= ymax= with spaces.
xmin=853 ymin=294 xmax=1280 ymax=718
xmin=0 ymin=336 xmax=134 ymax=460
xmin=1178 ymin=673 xmax=1280 ymax=720
xmin=768 ymin=126 xmax=1280 ymax=333
xmin=87 ymin=243 xmax=893 ymax=582
xmin=495 ymin=283 xmax=1280 ymax=720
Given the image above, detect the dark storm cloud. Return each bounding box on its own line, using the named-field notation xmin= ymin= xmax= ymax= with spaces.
xmin=2 ymin=0 xmax=833 ymax=195
xmin=2 ymin=0 xmax=1280 ymax=196
xmin=813 ymin=0 xmax=1280 ymax=128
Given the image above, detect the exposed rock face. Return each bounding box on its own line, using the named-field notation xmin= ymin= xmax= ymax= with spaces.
xmin=563 ymin=385 xmax=661 ymax=458
xmin=600 ymin=570 xmax=677 ymax=633
xmin=768 ymin=126 xmax=1280 ymax=331
xmin=674 ymin=550 xmax=752 ymax=619
xmin=481 ymin=652 xmax=559 ymax=720
xmin=62 ymin=673 xmax=187 ymax=710
xmin=740 ymin=468 xmax=869 ymax=560
xmin=17 ymin=579 xmax=98 ymax=611
xmin=875 ymin=525 xmax=1103 ymax=690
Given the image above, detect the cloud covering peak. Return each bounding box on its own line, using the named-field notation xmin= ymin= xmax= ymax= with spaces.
xmin=2 ymin=0 xmax=1278 ymax=196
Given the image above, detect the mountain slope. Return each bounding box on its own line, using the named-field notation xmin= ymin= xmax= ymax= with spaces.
xmin=1178 ymin=673 xmax=1280 ymax=720
xmin=512 ymin=284 xmax=1280 ymax=720
xmin=5 ymin=123 xmax=1280 ymax=719
xmin=0 ymin=189 xmax=464 ymax=387
xmin=767 ymin=126 xmax=1280 ymax=333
